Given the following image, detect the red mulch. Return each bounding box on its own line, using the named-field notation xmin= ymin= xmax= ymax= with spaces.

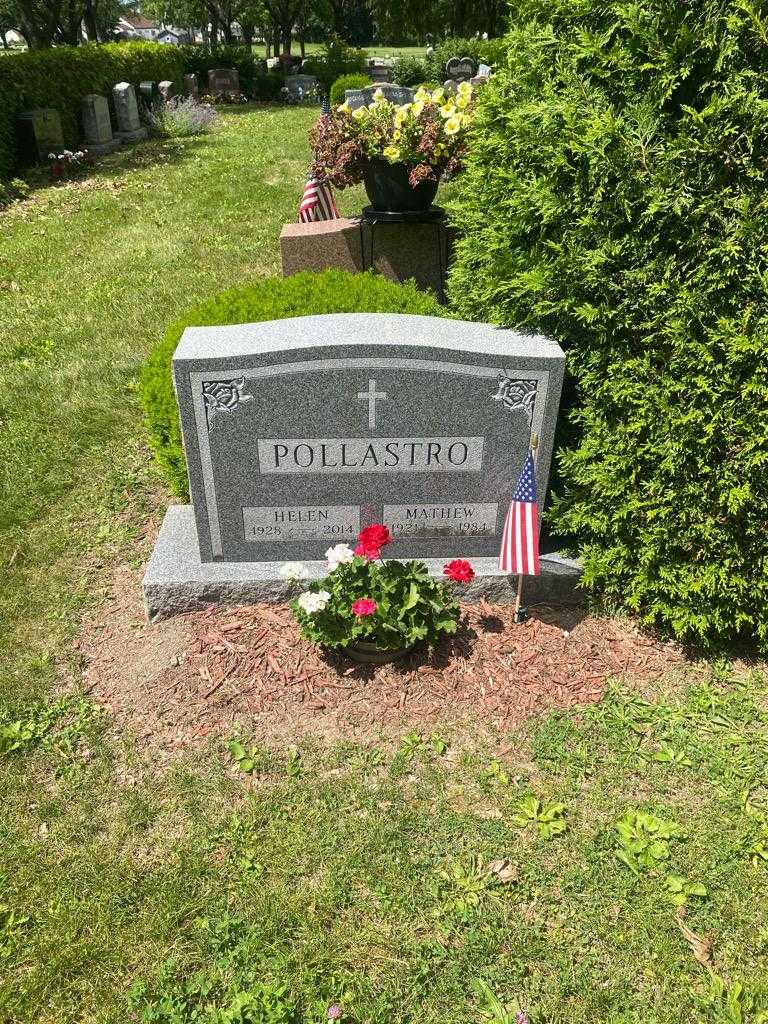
xmin=172 ymin=601 xmax=680 ymax=733
xmin=78 ymin=566 xmax=684 ymax=752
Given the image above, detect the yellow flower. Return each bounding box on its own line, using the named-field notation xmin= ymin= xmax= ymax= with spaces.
xmin=411 ymin=100 xmax=425 ymax=118
xmin=440 ymin=102 xmax=457 ymax=119
xmin=414 ymin=87 xmax=429 ymax=103
xmin=458 ymin=80 xmax=473 ymax=97
xmin=383 ymin=145 xmax=401 ymax=162
xmin=338 ymin=100 xmax=350 ymax=112
xmin=394 ymin=108 xmax=408 ymax=126
xmin=431 ymin=87 xmax=445 ymax=104
xmin=393 ymin=129 xmax=402 ymax=141
xmin=352 ymin=106 xmax=366 ymax=120
xmin=455 ymin=95 xmax=469 ymax=110
xmin=373 ymin=87 xmax=385 ymax=101
xmin=444 ymin=116 xmax=462 ymax=136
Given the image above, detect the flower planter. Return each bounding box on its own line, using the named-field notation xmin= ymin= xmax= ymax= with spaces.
xmin=362 ymin=158 xmax=439 ymax=213
xmin=345 ymin=641 xmax=412 ymax=665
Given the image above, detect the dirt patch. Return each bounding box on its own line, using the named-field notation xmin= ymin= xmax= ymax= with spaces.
xmin=76 ymin=563 xmax=684 ymax=755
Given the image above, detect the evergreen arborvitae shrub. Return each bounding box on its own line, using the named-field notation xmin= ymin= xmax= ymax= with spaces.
xmin=329 ymin=73 xmax=373 ymax=106
xmin=449 ymin=0 xmax=768 ymax=650
xmin=140 ymin=270 xmax=449 ymax=498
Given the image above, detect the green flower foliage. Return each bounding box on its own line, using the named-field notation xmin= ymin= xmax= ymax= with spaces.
xmin=449 ymin=0 xmax=768 ymax=650
xmin=0 ymin=42 xmax=185 ymax=179
xmin=291 ymin=557 xmax=460 ymax=651
xmin=139 ymin=270 xmax=449 ymax=498
xmin=329 ymin=72 xmax=373 ymax=106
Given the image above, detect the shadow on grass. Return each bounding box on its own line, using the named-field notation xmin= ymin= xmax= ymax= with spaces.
xmin=9 ymin=132 xmax=217 ymax=200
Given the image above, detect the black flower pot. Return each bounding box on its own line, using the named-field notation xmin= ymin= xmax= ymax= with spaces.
xmin=362 ymin=158 xmax=439 ymax=213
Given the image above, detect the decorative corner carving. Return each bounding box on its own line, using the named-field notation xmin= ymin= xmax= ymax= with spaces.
xmin=202 ymin=377 xmax=252 ymax=430
xmin=491 ymin=375 xmax=538 ymax=423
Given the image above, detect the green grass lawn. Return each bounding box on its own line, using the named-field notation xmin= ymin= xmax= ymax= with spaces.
xmin=1 ymin=108 xmax=768 ymax=1024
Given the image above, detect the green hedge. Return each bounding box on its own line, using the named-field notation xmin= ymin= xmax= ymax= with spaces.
xmin=449 ymin=0 xmax=768 ymax=650
xmin=329 ymin=72 xmax=372 ymax=106
xmin=140 ymin=271 xmax=449 ymax=498
xmin=0 ymin=41 xmax=184 ymax=178
xmin=0 ymin=41 xmax=285 ymax=179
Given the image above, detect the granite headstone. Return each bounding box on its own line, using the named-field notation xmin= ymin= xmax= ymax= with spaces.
xmin=158 ymin=80 xmax=176 ymax=103
xmin=183 ymin=73 xmax=199 ymax=97
xmin=144 ymin=314 xmax=577 ymax=617
xmin=345 ymin=83 xmax=415 ymax=110
xmin=285 ymin=74 xmax=317 ymax=100
xmin=113 ymin=82 xmax=148 ymax=142
xmin=208 ymin=67 xmax=240 ymax=96
xmin=81 ymin=94 xmax=120 ymax=155
xmin=138 ymin=80 xmax=160 ymax=114
xmin=15 ymin=108 xmax=64 ymax=164
xmin=445 ymin=56 xmax=477 ymax=82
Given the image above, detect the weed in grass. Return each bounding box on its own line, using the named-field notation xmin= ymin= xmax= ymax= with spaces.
xmin=511 ymin=795 xmax=567 ymax=839
xmin=614 ymin=809 xmax=682 ymax=875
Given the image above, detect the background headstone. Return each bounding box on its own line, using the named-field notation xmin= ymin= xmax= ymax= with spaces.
xmin=15 ymin=108 xmax=64 ymax=164
xmin=112 ymin=82 xmax=147 ymax=142
xmin=138 ymin=81 xmax=160 ymax=115
xmin=345 ymin=83 xmax=415 ymax=110
xmin=208 ymin=67 xmax=240 ymax=97
xmin=183 ymin=73 xmax=199 ymax=98
xmin=81 ymin=94 xmax=120 ymax=155
xmin=158 ymin=80 xmax=176 ymax=104
xmin=445 ymin=56 xmax=477 ymax=82
xmin=365 ymin=58 xmax=393 ymax=83
xmin=285 ymin=74 xmax=318 ymax=101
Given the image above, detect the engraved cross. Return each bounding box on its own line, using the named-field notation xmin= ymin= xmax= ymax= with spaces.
xmin=357 ymin=378 xmax=387 ymax=430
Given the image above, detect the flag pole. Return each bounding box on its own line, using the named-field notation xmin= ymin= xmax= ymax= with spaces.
xmin=513 ymin=432 xmax=539 ymax=622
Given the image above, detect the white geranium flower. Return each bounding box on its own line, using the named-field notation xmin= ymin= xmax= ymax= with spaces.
xmin=279 ymin=561 xmax=309 ymax=581
xmin=325 ymin=543 xmax=355 ymax=570
xmin=297 ymin=590 xmax=329 ymax=614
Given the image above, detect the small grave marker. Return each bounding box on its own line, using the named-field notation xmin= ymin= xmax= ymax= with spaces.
xmin=81 ymin=94 xmax=120 ymax=155
xmin=15 ymin=108 xmax=64 ymax=164
xmin=113 ymin=83 xmax=147 ymax=142
xmin=208 ymin=67 xmax=240 ymax=97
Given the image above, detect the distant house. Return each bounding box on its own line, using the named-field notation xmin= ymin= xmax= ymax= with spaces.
xmin=118 ymin=12 xmax=161 ymax=39
xmin=157 ymin=28 xmax=180 ymax=44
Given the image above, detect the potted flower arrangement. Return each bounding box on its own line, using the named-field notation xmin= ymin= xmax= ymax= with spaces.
xmin=281 ymin=523 xmax=476 ymax=664
xmin=309 ymin=83 xmax=476 ymax=213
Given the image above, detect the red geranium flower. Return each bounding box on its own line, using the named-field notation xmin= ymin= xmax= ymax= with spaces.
xmin=358 ymin=524 xmax=392 ymax=549
xmin=351 ymin=598 xmax=377 ymax=617
xmin=443 ymin=559 xmax=475 ymax=584
xmin=354 ymin=542 xmax=380 ymax=561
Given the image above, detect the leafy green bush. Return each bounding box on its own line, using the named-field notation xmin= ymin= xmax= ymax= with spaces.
xmin=252 ymin=70 xmax=284 ymax=101
xmin=449 ymin=0 xmax=768 ymax=650
xmin=302 ymin=37 xmax=367 ymax=95
xmin=329 ymin=72 xmax=372 ymax=106
xmin=424 ymin=37 xmax=505 ymax=83
xmin=391 ymin=55 xmax=428 ymax=87
xmin=140 ymin=270 xmax=448 ymax=497
xmin=0 ymin=42 xmax=184 ymax=178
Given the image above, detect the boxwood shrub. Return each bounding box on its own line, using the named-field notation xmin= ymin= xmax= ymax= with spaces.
xmin=449 ymin=0 xmax=768 ymax=650
xmin=329 ymin=73 xmax=372 ymax=106
xmin=0 ymin=42 xmax=184 ymax=178
xmin=140 ymin=270 xmax=449 ymax=498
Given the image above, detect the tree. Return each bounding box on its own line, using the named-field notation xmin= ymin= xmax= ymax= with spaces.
xmin=0 ymin=0 xmax=17 ymax=47
xmin=262 ymin=0 xmax=304 ymax=53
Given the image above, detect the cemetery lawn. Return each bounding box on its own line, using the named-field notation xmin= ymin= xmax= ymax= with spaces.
xmin=1 ymin=108 xmax=768 ymax=1023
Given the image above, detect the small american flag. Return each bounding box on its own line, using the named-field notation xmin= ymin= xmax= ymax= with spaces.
xmin=499 ymin=450 xmax=540 ymax=575
xmin=321 ymin=94 xmax=331 ymax=115
xmin=298 ymin=177 xmax=340 ymax=223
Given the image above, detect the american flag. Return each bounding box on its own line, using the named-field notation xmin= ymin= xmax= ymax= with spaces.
xmin=499 ymin=450 xmax=540 ymax=575
xmin=298 ymin=177 xmax=340 ymax=223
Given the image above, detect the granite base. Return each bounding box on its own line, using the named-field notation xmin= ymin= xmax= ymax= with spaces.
xmin=116 ymin=127 xmax=148 ymax=143
xmin=143 ymin=505 xmax=583 ymax=621
xmin=84 ymin=138 xmax=122 ymax=156
xmin=280 ymin=215 xmax=455 ymax=302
